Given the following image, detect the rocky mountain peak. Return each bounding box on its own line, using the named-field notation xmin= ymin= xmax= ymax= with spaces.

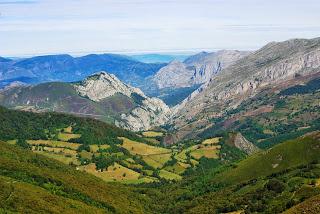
xmin=74 ymin=71 xmax=145 ymax=102
xmin=152 ymin=50 xmax=250 ymax=90
xmin=74 ymin=71 xmax=172 ymax=131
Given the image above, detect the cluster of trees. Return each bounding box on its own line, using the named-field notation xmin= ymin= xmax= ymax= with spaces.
xmin=0 ymin=106 xmax=144 ymax=146
xmin=280 ymin=78 xmax=320 ymax=96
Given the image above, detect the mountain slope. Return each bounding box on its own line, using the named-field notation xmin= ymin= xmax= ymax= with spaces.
xmin=0 ymin=72 xmax=171 ymax=131
xmin=0 ymin=54 xmax=165 ymax=88
xmin=149 ymin=131 xmax=320 ymax=213
xmin=171 ymin=38 xmax=320 ymax=141
xmin=0 ymin=141 xmax=148 ymax=213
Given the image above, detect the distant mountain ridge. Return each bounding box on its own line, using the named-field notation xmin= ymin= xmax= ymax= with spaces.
xmin=0 ymin=53 xmax=166 ymax=88
xmin=152 ymin=50 xmax=250 ymax=89
xmin=130 ymin=53 xmax=190 ymax=63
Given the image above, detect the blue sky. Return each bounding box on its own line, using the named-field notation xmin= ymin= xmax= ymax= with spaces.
xmin=0 ymin=0 xmax=320 ymax=56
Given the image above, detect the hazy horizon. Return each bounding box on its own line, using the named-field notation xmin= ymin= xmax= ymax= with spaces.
xmin=1 ymin=0 xmax=320 ymax=56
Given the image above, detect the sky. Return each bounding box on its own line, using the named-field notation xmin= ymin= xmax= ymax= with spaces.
xmin=0 ymin=0 xmax=320 ymax=56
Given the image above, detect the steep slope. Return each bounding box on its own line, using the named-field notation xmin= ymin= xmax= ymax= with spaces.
xmin=149 ymin=132 xmax=320 ymax=214
xmin=153 ymin=60 xmax=194 ymax=88
xmin=172 ymin=38 xmax=320 ymax=140
xmin=0 ymin=141 xmax=148 ymax=213
xmin=0 ymin=53 xmax=165 ymax=88
xmin=0 ymin=72 xmax=171 ymax=131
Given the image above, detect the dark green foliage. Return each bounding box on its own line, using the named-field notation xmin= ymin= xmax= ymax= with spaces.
xmin=0 ymin=106 xmax=144 ymax=146
xmin=93 ymin=155 xmax=116 ymax=171
xmin=265 ymin=179 xmax=286 ymax=193
xmin=280 ymin=78 xmax=320 ymax=96
xmin=77 ymin=144 xmax=90 ymax=152
xmin=16 ymin=138 xmax=31 ymax=150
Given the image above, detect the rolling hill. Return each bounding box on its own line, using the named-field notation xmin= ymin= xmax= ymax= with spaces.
xmin=0 ymin=140 xmax=149 ymax=213
xmin=147 ymin=131 xmax=320 ymax=213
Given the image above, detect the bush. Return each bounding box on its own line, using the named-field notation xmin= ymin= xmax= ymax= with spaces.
xmin=265 ymin=179 xmax=286 ymax=193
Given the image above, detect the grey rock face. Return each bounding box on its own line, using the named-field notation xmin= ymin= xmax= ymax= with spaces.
xmin=152 ymin=50 xmax=250 ymax=89
xmin=74 ymin=72 xmax=145 ymax=102
xmin=74 ymin=71 xmax=171 ymax=131
xmin=233 ymin=133 xmax=259 ymax=155
xmin=153 ymin=60 xmax=193 ymax=89
xmin=116 ymin=97 xmax=171 ymax=131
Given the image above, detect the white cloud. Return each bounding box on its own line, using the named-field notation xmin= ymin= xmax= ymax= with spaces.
xmin=0 ymin=0 xmax=320 ymax=56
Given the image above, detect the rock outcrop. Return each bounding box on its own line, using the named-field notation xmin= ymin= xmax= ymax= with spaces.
xmin=74 ymin=72 xmax=171 ymax=131
xmin=233 ymin=133 xmax=260 ymax=155
xmin=152 ymin=50 xmax=250 ymax=89
xmin=74 ymin=72 xmax=144 ymax=102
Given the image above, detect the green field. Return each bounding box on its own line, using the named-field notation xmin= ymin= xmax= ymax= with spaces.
xmin=142 ymin=131 xmax=164 ymax=137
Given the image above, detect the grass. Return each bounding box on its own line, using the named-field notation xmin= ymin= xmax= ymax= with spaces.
xmin=159 ymin=170 xmax=182 ymax=181
xmin=141 ymin=153 xmax=172 ymax=169
xmin=190 ymin=145 xmax=221 ymax=160
xmin=79 ymin=150 xmax=93 ymax=160
xmin=202 ymin=137 xmax=221 ymax=145
xmin=143 ymin=137 xmax=160 ymax=145
xmin=57 ymin=133 xmax=81 ymax=141
xmin=27 ymin=140 xmax=81 ymax=150
xmin=164 ymin=162 xmax=189 ymax=175
xmin=0 ymin=141 xmax=147 ymax=213
xmin=63 ymin=126 xmax=73 ymax=133
xmin=6 ymin=140 xmax=16 ymax=145
xmin=142 ymin=131 xmax=163 ymax=137
xmin=39 ymin=147 xmax=77 ymax=156
xmin=213 ymin=133 xmax=320 ymax=185
xmin=0 ymin=175 xmax=105 ymax=213
xmin=175 ymin=145 xmax=198 ymax=162
xmin=175 ymin=143 xmax=221 ymax=161
xmin=284 ymin=194 xmax=320 ymax=214
xmin=119 ymin=137 xmax=172 ymax=169
xmin=119 ymin=137 xmax=170 ymax=155
xmin=34 ymin=151 xmax=80 ymax=166
xmin=79 ymin=163 xmax=153 ymax=184
xmin=89 ymin=144 xmax=110 ymax=153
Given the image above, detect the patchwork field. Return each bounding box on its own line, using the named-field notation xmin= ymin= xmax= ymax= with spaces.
xmin=6 ymin=125 xmax=223 ymax=184
xmin=27 ymin=140 xmax=81 ymax=150
xmin=119 ymin=137 xmax=170 ymax=155
xmin=159 ymin=169 xmax=182 ymax=181
xmin=89 ymin=144 xmax=110 ymax=153
xmin=79 ymin=163 xmax=157 ymax=184
xmin=33 ymin=150 xmax=80 ymax=165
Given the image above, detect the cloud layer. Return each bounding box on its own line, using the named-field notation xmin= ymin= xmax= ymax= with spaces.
xmin=1 ymin=0 xmax=320 ymax=56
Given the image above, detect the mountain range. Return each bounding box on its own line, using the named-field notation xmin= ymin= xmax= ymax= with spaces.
xmin=0 ymin=50 xmax=250 ymax=106
xmin=0 ymin=53 xmax=165 ymax=88
xmin=169 ymin=38 xmax=320 ymax=142
xmin=1 ymin=37 xmax=320 ymax=213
